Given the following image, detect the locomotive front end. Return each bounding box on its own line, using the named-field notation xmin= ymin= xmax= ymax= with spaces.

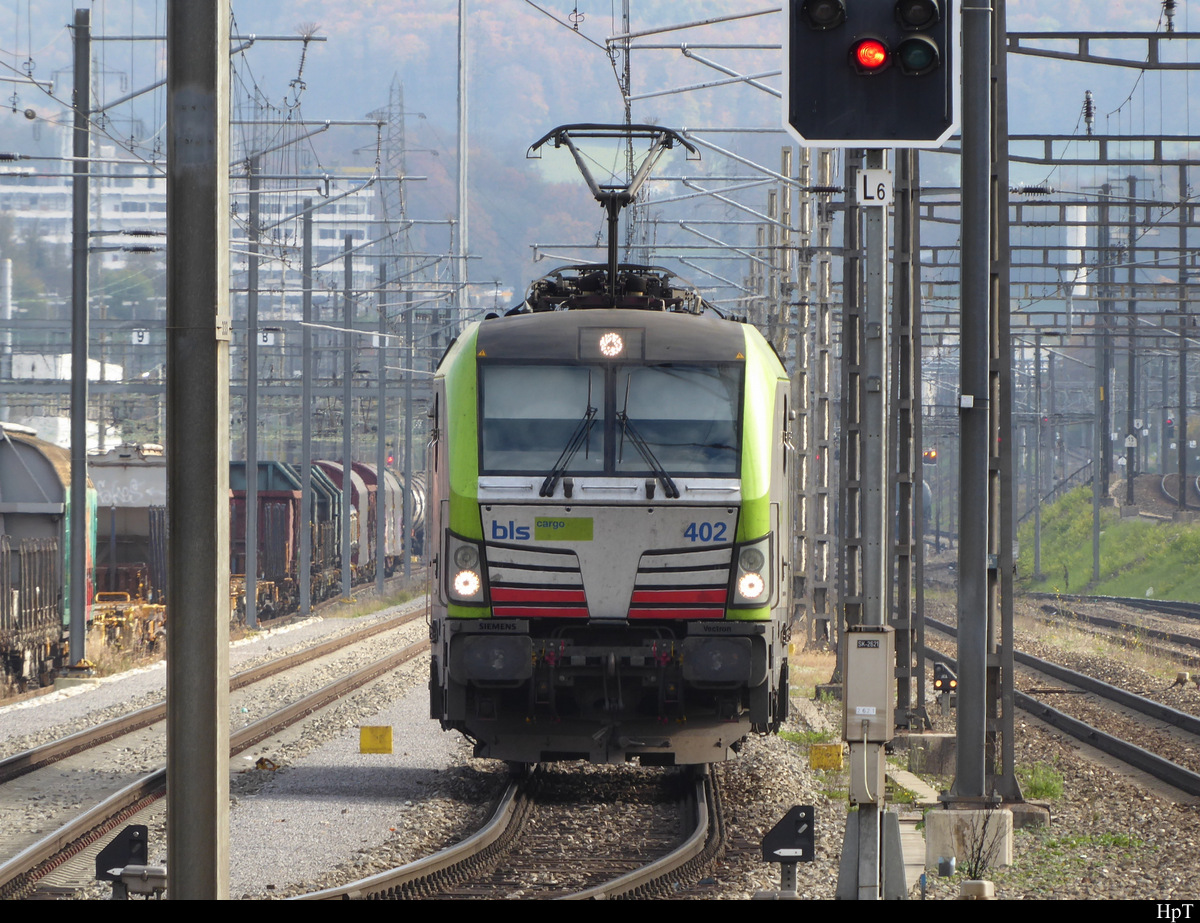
xmin=429 ymin=307 xmax=791 ymax=765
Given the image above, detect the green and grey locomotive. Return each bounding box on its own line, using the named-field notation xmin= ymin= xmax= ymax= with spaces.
xmin=428 ymin=263 xmax=792 ymax=765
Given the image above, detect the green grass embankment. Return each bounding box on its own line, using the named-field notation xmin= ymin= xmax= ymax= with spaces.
xmin=1017 ymin=486 xmax=1200 ymax=601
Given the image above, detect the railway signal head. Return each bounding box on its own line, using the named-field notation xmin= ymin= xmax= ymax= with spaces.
xmin=785 ymin=0 xmax=959 ymax=147
xmin=933 ymin=662 xmax=957 ymax=694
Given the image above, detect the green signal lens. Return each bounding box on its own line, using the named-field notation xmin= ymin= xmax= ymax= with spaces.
xmin=896 ymin=36 xmax=939 ymax=75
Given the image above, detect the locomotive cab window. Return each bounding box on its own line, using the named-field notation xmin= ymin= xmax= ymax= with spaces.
xmin=479 ymin=362 xmax=742 ymax=478
xmin=616 ymin=365 xmax=740 ymax=477
xmin=480 ymin=365 xmax=605 ymax=475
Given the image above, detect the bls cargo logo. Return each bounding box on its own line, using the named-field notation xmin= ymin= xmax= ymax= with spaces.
xmin=490 ymin=518 xmax=594 ymax=542
xmin=490 ymin=520 xmax=531 ymax=541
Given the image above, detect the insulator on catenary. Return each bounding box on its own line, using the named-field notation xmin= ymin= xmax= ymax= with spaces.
xmin=1083 ymin=90 xmax=1095 ymax=136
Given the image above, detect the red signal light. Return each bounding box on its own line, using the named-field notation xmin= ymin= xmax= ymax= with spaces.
xmin=853 ymin=38 xmax=890 ymax=72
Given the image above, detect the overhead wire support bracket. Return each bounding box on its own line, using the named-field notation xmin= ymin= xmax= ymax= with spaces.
xmin=1006 ymin=30 xmax=1200 ymax=69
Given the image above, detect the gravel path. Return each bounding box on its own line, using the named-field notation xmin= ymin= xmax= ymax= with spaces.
xmin=228 ymin=643 xmax=489 ymax=896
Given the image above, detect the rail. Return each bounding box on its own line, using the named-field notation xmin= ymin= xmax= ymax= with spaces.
xmin=925 ymin=616 xmax=1200 ymax=798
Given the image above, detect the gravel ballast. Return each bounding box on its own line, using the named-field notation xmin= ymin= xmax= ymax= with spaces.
xmin=9 ymin=594 xmax=1200 ymax=900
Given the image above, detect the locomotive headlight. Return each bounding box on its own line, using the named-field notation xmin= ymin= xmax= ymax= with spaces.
xmin=730 ymin=535 xmax=773 ymax=607
xmin=739 ymin=547 xmax=765 ymax=572
xmin=454 ymin=545 xmax=479 ymax=569
xmin=737 ymin=571 xmax=765 ymax=600
xmin=445 ymin=532 xmax=488 ymax=605
xmin=454 ymin=569 xmax=482 ymax=598
xmin=598 ymin=331 xmax=624 ymax=358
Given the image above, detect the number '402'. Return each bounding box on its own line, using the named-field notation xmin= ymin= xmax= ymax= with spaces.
xmin=684 ymin=522 xmax=726 ymax=543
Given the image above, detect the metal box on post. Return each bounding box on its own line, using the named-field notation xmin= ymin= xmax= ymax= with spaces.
xmin=843 ymin=624 xmax=895 ymax=743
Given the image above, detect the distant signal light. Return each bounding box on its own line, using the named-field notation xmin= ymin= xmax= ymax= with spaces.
xmin=933 ymin=662 xmax=957 ymax=693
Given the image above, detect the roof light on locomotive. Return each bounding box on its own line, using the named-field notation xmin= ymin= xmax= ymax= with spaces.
xmin=598 ymin=331 xmax=624 ymax=358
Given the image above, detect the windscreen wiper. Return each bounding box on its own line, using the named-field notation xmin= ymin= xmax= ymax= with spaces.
xmin=617 ymin=411 xmax=680 ymax=499
xmin=539 ymin=406 xmax=597 ymax=497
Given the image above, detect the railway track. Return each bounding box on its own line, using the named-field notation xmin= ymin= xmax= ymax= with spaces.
xmin=0 ymin=574 xmax=424 ymax=709
xmin=0 ymin=606 xmax=430 ymax=899
xmin=0 ymin=607 xmax=423 ymax=785
xmin=925 ymin=615 xmax=1200 ymax=798
xmin=1027 ymin=591 xmax=1200 ymax=623
xmin=299 ymin=764 xmax=725 ymax=900
xmin=1024 ymin=593 xmax=1200 ymax=669
xmin=1159 ymin=472 xmax=1200 ymax=508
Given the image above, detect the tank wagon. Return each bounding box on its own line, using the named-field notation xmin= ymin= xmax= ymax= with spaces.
xmin=2 ymin=435 xmax=424 ymax=690
xmin=228 ymin=460 xmax=421 ymax=617
xmin=0 ymin=423 xmax=96 ymax=691
xmin=427 ymin=264 xmax=793 ymax=765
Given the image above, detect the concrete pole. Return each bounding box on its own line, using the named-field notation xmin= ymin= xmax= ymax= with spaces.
xmin=1034 ymin=335 xmax=1043 ymax=579
xmin=1094 ymin=186 xmax=1110 ymax=581
xmin=245 ymin=154 xmax=259 ymax=629
xmin=403 ymin=282 xmax=413 ymax=579
xmin=1126 ymin=175 xmax=1138 ymax=505
xmin=837 ymin=149 xmax=862 ymax=650
xmin=300 ymin=202 xmax=313 ymax=614
xmin=1098 ymin=184 xmax=1113 ymax=490
xmin=952 ymin=0 xmax=992 ymax=801
xmin=860 ymin=146 xmax=889 ymax=902
xmin=1161 ymin=358 xmax=1168 ymax=476
xmin=69 ymin=8 xmax=90 ymax=669
xmin=0 ymin=259 xmax=10 ymax=422
xmin=993 ymin=0 xmax=1019 ymax=797
xmin=893 ymin=149 xmax=914 ymax=724
xmin=457 ymin=0 xmax=469 ymax=327
xmin=862 ymin=148 xmax=889 ymax=632
xmin=1093 ymin=358 xmax=1103 ymax=582
xmin=166 ymin=0 xmax=231 ymax=898
xmin=342 ymin=234 xmax=353 ymax=597
xmin=1049 ymin=344 xmax=1059 ymax=485
xmin=1180 ymin=164 xmax=1190 ymax=511
xmin=907 ymin=152 xmax=930 ymax=732
xmin=376 ymin=260 xmax=387 ymax=595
